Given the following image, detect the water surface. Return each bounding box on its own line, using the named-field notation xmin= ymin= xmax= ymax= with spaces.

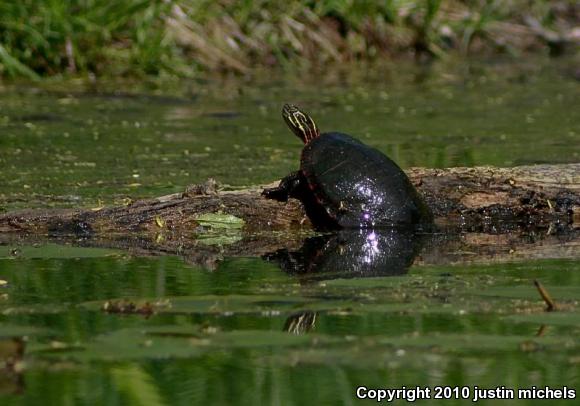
xmin=1 ymin=58 xmax=578 ymax=210
xmin=0 ymin=58 xmax=579 ymax=405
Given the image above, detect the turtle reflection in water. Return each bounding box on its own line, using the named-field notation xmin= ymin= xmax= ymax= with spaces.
xmin=270 ymin=229 xmax=423 ymax=334
xmin=263 ymin=104 xmax=432 ymax=230
xmin=265 ymin=229 xmax=422 ymax=281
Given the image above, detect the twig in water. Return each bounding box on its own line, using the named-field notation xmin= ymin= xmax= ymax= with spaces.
xmin=535 ymin=324 xmax=548 ymax=337
xmin=533 ymin=279 xmax=557 ymax=312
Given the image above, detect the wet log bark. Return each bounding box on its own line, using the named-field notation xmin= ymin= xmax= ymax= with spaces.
xmin=0 ymin=163 xmax=579 ymax=236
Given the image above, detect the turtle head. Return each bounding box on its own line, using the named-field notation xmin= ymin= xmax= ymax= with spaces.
xmin=282 ymin=104 xmax=320 ymax=144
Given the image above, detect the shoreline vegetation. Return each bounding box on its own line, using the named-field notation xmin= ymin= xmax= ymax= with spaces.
xmin=0 ymin=1 xmax=578 ymax=81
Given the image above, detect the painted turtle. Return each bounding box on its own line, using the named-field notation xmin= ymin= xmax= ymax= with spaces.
xmin=262 ymin=104 xmax=432 ymax=230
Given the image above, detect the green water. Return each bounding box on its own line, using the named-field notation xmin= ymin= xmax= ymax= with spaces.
xmin=1 ymin=59 xmax=578 ymax=210
xmin=0 ymin=59 xmax=579 ymax=405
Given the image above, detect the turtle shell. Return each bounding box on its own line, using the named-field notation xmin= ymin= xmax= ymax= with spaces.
xmin=300 ymin=132 xmax=431 ymax=228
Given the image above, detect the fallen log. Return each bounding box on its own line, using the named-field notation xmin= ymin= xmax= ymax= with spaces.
xmin=1 ymin=164 xmax=578 ymax=236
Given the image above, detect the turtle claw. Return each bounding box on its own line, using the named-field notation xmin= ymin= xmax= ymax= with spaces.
xmin=263 ymin=171 xmax=304 ymax=202
xmin=262 ymin=187 xmax=289 ymax=202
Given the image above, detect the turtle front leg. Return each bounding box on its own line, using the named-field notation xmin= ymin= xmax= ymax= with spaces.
xmin=262 ymin=171 xmax=304 ymax=202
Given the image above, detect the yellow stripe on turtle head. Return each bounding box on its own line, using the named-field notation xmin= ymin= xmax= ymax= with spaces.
xmin=282 ymin=104 xmax=320 ymax=144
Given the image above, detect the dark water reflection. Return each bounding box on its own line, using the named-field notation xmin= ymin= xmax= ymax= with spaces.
xmin=264 ymin=228 xmax=425 ymax=335
xmin=265 ymin=229 xmax=423 ymax=280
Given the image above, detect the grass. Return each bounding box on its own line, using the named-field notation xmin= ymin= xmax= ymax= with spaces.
xmin=0 ymin=0 xmax=577 ymax=80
